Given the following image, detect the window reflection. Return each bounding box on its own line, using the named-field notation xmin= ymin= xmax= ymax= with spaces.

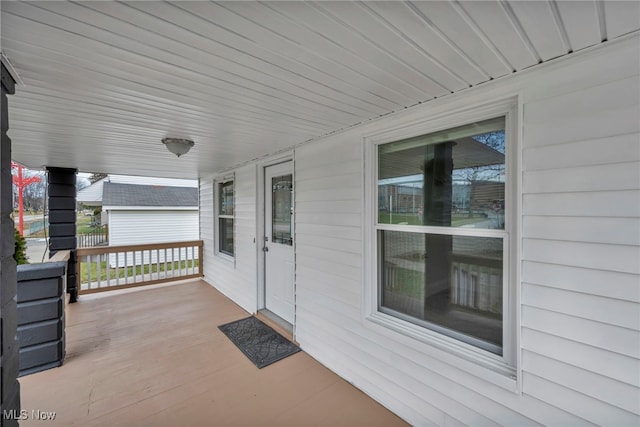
xmin=219 ymin=181 xmax=234 ymax=216
xmin=379 ymin=231 xmax=503 ymax=354
xmin=378 ymin=117 xmax=505 ymax=230
xmin=219 ymin=218 xmax=234 ymax=256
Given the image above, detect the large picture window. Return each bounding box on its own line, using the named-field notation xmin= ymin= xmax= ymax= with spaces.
xmin=217 ymin=179 xmax=234 ymax=257
xmin=375 ymin=114 xmax=513 ymax=360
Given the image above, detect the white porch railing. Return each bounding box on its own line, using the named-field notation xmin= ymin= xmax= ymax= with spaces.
xmin=76 ymin=240 xmax=203 ymax=294
xmin=77 ymin=226 xmax=108 ymax=248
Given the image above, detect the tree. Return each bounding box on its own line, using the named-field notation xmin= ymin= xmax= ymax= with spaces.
xmin=12 ymin=163 xmax=44 ymax=235
xmin=89 ymin=173 xmax=107 ymax=184
xmin=454 ymin=131 xmax=505 ymax=220
xmin=22 ymin=172 xmax=46 ymax=212
xmin=14 ymin=228 xmax=28 ymax=264
xmin=77 ymin=176 xmax=90 ymax=191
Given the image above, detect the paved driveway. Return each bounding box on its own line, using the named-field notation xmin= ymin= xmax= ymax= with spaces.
xmin=25 ymin=238 xmax=48 ymax=263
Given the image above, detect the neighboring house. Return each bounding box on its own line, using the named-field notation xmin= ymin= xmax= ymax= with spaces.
xmin=102 ymin=182 xmax=199 ymax=268
xmin=75 ymin=178 xmax=105 ymax=210
xmin=77 ymin=174 xmax=199 ymax=242
xmin=102 ymin=182 xmax=198 ymax=247
xmin=77 ymin=174 xmax=198 ymax=210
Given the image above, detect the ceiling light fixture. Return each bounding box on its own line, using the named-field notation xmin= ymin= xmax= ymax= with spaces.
xmin=162 ymin=137 xmax=194 ymax=157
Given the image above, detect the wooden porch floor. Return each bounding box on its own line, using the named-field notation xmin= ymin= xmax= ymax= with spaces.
xmin=18 ymin=280 xmax=408 ymax=427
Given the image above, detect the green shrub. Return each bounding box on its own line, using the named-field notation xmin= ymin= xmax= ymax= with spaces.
xmin=14 ymin=229 xmax=28 ymax=265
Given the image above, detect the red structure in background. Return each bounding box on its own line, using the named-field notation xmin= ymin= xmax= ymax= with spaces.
xmin=11 ymin=162 xmax=42 ymax=236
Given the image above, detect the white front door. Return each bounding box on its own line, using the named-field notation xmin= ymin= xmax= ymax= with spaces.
xmin=264 ymin=162 xmax=295 ymax=324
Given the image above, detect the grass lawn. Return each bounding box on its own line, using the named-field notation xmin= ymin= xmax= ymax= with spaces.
xmin=23 ymin=213 xmax=99 ymax=238
xmin=76 ymin=214 xmax=96 ymax=234
xmin=378 ymin=213 xmax=422 ymax=225
xmin=81 ymin=258 xmax=199 ymax=283
xmin=386 ymin=266 xmax=425 ymax=299
xmin=378 ymin=212 xmax=486 ymax=227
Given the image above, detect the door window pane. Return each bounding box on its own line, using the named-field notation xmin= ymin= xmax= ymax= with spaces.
xmin=378 ymin=117 xmax=505 ymax=229
xmin=379 ymin=230 xmax=503 ymax=354
xmin=272 ymin=175 xmax=293 ymax=245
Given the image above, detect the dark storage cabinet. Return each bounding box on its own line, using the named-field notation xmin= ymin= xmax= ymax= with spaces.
xmin=16 ymin=262 xmax=66 ymax=376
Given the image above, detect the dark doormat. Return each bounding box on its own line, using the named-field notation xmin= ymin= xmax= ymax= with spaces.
xmin=218 ymin=316 xmax=300 ymax=369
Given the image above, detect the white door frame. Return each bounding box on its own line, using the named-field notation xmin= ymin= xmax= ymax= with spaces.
xmin=256 ymin=154 xmax=295 ymax=328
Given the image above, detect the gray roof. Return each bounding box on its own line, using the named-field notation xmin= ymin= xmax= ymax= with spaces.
xmin=102 ymin=182 xmax=198 ymax=208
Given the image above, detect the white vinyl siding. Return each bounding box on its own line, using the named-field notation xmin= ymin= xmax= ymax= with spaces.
xmin=516 ymin=38 xmax=640 ymax=424
xmin=200 ymin=36 xmax=640 ymax=426
xmin=200 ymin=165 xmax=257 ymax=314
xmin=107 ymin=209 xmax=199 ymax=246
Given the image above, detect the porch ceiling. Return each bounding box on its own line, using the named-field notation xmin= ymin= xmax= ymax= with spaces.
xmin=2 ymin=1 xmax=639 ymax=179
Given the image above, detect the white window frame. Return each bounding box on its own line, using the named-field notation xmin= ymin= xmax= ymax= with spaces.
xmin=363 ymin=97 xmax=520 ymax=386
xmin=215 ymin=175 xmax=235 ymax=261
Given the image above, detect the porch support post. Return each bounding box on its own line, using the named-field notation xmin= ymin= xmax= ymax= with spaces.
xmin=46 ymin=167 xmax=78 ymax=303
xmin=1 ymin=60 xmax=21 ymax=426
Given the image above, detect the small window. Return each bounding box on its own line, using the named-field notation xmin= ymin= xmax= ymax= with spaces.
xmin=373 ymin=111 xmax=515 ymax=367
xmin=217 ymin=179 xmax=234 ymax=257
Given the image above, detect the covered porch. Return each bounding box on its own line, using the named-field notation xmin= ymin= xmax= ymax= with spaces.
xmin=2 ymin=1 xmax=639 ymax=425
xmin=19 ymin=279 xmax=406 ymax=427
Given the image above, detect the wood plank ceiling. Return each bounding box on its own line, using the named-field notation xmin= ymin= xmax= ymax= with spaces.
xmin=1 ymin=1 xmax=639 ymax=179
